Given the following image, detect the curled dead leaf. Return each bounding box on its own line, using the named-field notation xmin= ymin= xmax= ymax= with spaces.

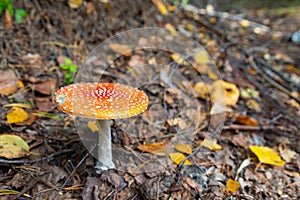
xmin=236 ymin=115 xmax=258 ymax=126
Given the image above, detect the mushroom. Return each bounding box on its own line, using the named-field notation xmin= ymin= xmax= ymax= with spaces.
xmin=54 ymin=82 xmax=149 ymax=170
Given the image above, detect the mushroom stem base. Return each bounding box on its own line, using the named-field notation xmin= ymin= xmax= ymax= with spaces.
xmin=95 ymin=120 xmax=115 ymax=172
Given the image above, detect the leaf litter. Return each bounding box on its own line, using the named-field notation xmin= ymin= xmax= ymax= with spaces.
xmin=0 ymin=1 xmax=299 ymax=199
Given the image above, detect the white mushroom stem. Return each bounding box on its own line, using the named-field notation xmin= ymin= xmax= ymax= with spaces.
xmin=95 ymin=120 xmax=115 ymax=172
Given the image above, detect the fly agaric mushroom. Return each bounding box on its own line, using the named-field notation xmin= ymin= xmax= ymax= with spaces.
xmin=54 ymin=83 xmax=149 ymax=170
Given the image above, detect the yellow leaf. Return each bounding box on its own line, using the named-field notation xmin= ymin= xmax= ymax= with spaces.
xmin=194 ymin=82 xmax=211 ymax=99
xmin=226 ymin=179 xmax=240 ymax=193
xmin=211 ymin=80 xmax=240 ymax=106
xmin=137 ymin=142 xmax=167 ymax=155
xmin=240 ymin=88 xmax=260 ymax=99
xmin=0 ymin=134 xmax=30 ymax=159
xmin=7 ymin=107 xmax=28 ymax=124
xmin=174 ymin=143 xmax=192 ymax=154
xmin=68 ymin=0 xmax=83 ymax=9
xmin=164 ymin=23 xmax=177 ymax=35
xmin=239 ymin=19 xmax=250 ymax=27
xmin=207 ymin=69 xmax=218 ymax=80
xmin=250 ymin=145 xmax=285 ymax=167
xmin=171 ymin=53 xmax=189 ymax=65
xmin=87 ymin=121 xmax=99 ymax=132
xmin=169 ymin=152 xmax=191 ymax=165
xmin=236 ymin=115 xmax=258 ymax=126
xmin=194 ymin=51 xmax=210 ymax=64
xmin=201 ymin=138 xmax=222 ymax=151
xmin=151 ymin=0 xmax=168 ymax=16
xmin=246 ymin=99 xmax=262 ymax=112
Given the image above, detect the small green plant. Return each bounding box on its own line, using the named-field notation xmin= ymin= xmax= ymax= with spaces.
xmin=0 ymin=0 xmax=28 ymax=23
xmin=59 ymin=58 xmax=78 ymax=85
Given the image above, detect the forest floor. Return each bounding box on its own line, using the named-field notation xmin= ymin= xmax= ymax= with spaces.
xmin=0 ymin=0 xmax=300 ymax=199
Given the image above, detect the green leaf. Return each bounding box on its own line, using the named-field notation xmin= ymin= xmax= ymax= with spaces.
xmin=33 ymin=111 xmax=61 ymax=121
xmin=15 ymin=9 xmax=27 ymax=23
xmin=65 ymin=58 xmax=72 ymax=65
xmin=65 ymin=72 xmax=71 ymax=78
xmin=60 ymin=64 xmax=70 ymax=70
xmin=68 ymin=65 xmax=77 ymax=72
xmin=7 ymin=2 xmax=14 ymax=16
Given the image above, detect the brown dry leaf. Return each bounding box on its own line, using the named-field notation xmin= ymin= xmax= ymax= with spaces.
xmin=35 ymin=98 xmax=54 ymax=112
xmin=0 ymin=134 xmax=30 ymax=159
xmin=226 ymin=179 xmax=240 ymax=193
xmin=86 ymin=2 xmax=94 ymax=14
xmin=32 ymin=79 xmax=56 ymax=95
xmin=174 ymin=143 xmax=192 ymax=154
xmin=236 ymin=115 xmax=258 ymax=126
xmin=201 ymin=138 xmax=222 ymax=151
xmin=194 ymin=82 xmax=211 ymax=99
xmin=137 ymin=142 xmax=167 ymax=155
xmin=22 ymin=53 xmax=45 ymax=69
xmin=109 ymin=43 xmax=134 ymax=56
xmin=246 ymin=99 xmax=262 ymax=112
xmin=87 ymin=121 xmax=99 ymax=132
xmin=211 ymin=80 xmax=240 ymax=106
xmin=169 ymin=152 xmax=191 ymax=165
xmin=279 ymin=146 xmax=297 ymax=163
xmin=0 ymin=70 xmax=23 ymax=96
xmin=274 ymin=52 xmax=293 ymax=63
xmin=171 ymin=53 xmax=189 ymax=65
xmin=250 ymin=145 xmax=285 ymax=167
xmin=4 ymin=10 xmax=12 ymax=29
xmin=151 ymin=0 xmax=168 ymax=16
xmin=68 ymin=0 xmax=83 ymax=9
xmin=7 ymin=107 xmax=29 ymax=124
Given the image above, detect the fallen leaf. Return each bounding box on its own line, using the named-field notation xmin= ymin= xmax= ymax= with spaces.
xmin=169 ymin=152 xmax=191 ymax=165
xmin=171 ymin=53 xmax=189 ymax=65
xmin=68 ymin=0 xmax=83 ymax=9
xmin=22 ymin=53 xmax=45 ymax=69
xmin=137 ymin=142 xmax=167 ymax=156
xmin=164 ymin=23 xmax=177 ymax=35
xmin=211 ymin=80 xmax=240 ymax=106
xmin=109 ymin=43 xmax=134 ymax=56
xmin=86 ymin=2 xmax=94 ymax=14
xmin=151 ymin=0 xmax=168 ymax=16
xmin=279 ymin=146 xmax=297 ymax=163
xmin=7 ymin=107 xmax=29 ymax=124
xmin=0 ymin=70 xmax=22 ymax=96
xmin=246 ymin=99 xmax=262 ymax=112
xmin=194 ymin=82 xmax=211 ymax=99
xmin=250 ymin=145 xmax=285 ymax=167
xmin=236 ymin=115 xmax=258 ymax=126
xmin=174 ymin=143 xmax=192 ymax=154
xmin=32 ymin=111 xmax=61 ymax=121
xmin=0 ymin=134 xmax=30 ymax=159
xmin=240 ymin=88 xmax=260 ymax=99
xmin=201 ymin=138 xmax=222 ymax=151
xmin=207 ymin=69 xmax=218 ymax=80
xmin=226 ymin=179 xmax=240 ymax=193
xmin=32 ymin=79 xmax=56 ymax=95
xmin=4 ymin=10 xmax=12 ymax=29
xmin=194 ymin=51 xmax=211 ymax=64
xmin=88 ymin=121 xmax=99 ymax=132
xmin=239 ymin=19 xmax=250 ymax=27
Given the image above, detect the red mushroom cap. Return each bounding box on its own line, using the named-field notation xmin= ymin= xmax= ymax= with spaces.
xmin=54 ymin=83 xmax=149 ymax=119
